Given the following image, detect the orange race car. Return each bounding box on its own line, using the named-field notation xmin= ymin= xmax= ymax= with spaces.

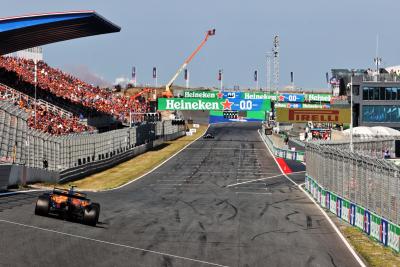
xmin=35 ymin=186 xmax=100 ymax=226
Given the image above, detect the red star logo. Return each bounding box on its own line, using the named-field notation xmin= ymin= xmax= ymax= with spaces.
xmin=222 ymin=99 xmax=233 ymax=110
xmin=217 ymin=91 xmax=223 ymax=99
xmin=278 ymin=95 xmax=285 ymax=102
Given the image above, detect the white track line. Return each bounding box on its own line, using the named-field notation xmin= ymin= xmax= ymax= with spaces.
xmin=1 ymin=127 xmax=211 ymax=196
xmin=0 ymin=219 xmax=228 ymax=267
xmin=258 ymin=130 xmax=366 ymax=267
xmin=235 ymin=192 xmax=272 ymax=195
xmin=0 ymin=189 xmax=46 ymax=197
xmin=226 ymin=171 xmax=305 ymax=188
xmin=103 ymin=125 xmax=210 ymax=192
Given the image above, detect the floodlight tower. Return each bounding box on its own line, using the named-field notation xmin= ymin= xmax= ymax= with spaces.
xmin=272 ymin=35 xmax=280 ymax=91
xmin=266 ymin=51 xmax=272 ymax=92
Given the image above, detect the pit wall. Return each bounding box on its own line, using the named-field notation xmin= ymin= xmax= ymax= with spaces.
xmin=305 ymin=175 xmax=400 ymax=253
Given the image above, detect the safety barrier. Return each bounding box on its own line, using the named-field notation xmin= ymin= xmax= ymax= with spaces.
xmin=260 ymin=125 xmax=305 ymax=162
xmin=58 ymin=130 xmax=185 ymax=183
xmin=306 ymin=139 xmax=400 ymax=253
xmin=0 ymin=98 xmax=186 ymax=186
xmin=305 ymin=175 xmax=400 ymax=252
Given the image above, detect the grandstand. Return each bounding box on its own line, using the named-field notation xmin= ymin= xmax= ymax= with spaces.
xmin=0 ymin=56 xmax=156 ymax=131
xmin=0 ymin=11 xmax=185 ymax=189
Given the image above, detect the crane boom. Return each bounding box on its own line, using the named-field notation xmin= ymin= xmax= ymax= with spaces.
xmin=165 ymin=29 xmax=215 ymax=93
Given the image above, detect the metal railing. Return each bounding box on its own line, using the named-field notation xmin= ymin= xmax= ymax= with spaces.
xmin=0 ymin=102 xmax=185 ymax=172
xmin=0 ymin=82 xmax=73 ymax=118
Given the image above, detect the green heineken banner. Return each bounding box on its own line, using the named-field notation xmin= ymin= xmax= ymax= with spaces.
xmin=183 ymin=90 xmax=219 ymax=98
xmin=305 ymin=94 xmax=332 ymax=102
xmin=182 ymin=90 xmax=332 ymax=103
xmin=241 ymin=92 xmax=279 ymax=101
xmin=158 ymin=98 xmax=270 ymax=111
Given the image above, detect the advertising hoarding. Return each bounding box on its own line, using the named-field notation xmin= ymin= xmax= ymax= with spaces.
xmin=274 ymin=103 xmax=331 ymax=109
xmin=183 ymin=90 xmax=219 ymax=98
xmin=158 ymin=98 xmax=271 ymax=111
xmin=275 ymin=108 xmax=351 ymax=123
xmin=183 ymin=90 xmax=332 ymax=103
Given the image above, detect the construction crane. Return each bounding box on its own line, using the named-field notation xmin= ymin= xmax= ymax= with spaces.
xmin=163 ymin=29 xmax=216 ymax=97
xmin=130 ymin=87 xmax=154 ymax=100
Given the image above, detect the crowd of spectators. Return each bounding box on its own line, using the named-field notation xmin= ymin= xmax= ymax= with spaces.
xmin=0 ymin=84 xmax=95 ymax=135
xmin=0 ymin=56 xmax=151 ymax=124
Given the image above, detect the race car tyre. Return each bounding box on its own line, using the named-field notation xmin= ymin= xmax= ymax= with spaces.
xmin=35 ymin=196 xmax=50 ymax=216
xmin=92 ymin=203 xmax=100 ymax=223
xmin=83 ymin=204 xmax=100 ymax=226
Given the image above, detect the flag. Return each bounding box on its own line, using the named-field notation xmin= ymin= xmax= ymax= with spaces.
xmin=218 ymin=70 xmax=222 ymax=81
xmin=153 ymin=67 xmax=157 ymax=79
xmin=184 ymin=69 xmax=188 ymax=81
xmin=254 ymin=70 xmax=258 ymax=82
xmin=132 ymin=67 xmax=136 ymax=80
xmin=290 ymin=72 xmax=294 ymax=83
xmin=326 ymin=72 xmax=329 ymax=84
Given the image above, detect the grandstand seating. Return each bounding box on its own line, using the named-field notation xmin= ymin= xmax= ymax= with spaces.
xmin=0 ymin=56 xmax=151 ymax=127
xmin=0 ymin=83 xmax=94 ymax=135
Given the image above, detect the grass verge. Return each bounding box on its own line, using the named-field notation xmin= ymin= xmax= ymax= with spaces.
xmin=37 ymin=125 xmax=207 ymax=191
xmin=332 ymin=215 xmax=400 ymax=266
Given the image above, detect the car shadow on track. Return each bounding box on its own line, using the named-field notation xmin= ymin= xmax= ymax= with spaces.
xmin=35 ymin=212 xmax=109 ymax=229
xmin=0 ymin=192 xmax=41 ymax=212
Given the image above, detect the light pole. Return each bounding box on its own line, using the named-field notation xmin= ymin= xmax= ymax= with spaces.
xmin=350 ymin=74 xmax=354 ymax=152
xmin=266 ymin=52 xmax=272 ymax=92
xmin=34 ymin=59 xmax=37 ymax=128
xmin=129 ymin=109 xmax=132 ymax=128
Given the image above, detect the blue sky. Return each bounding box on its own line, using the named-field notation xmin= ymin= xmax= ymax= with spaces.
xmin=1 ymin=0 xmax=400 ymax=90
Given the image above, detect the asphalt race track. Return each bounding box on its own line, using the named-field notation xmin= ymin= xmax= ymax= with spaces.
xmin=0 ymin=123 xmax=360 ymax=267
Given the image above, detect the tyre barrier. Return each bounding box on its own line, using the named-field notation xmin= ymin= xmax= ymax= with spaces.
xmin=305 ymin=175 xmax=400 ymax=252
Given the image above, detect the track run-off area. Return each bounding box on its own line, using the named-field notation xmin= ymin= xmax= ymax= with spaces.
xmin=0 ymin=122 xmax=361 ymax=267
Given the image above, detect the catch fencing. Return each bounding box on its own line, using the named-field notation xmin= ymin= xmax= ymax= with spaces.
xmin=260 ymin=124 xmax=304 ymax=162
xmin=312 ymin=138 xmax=395 ymax=159
xmin=305 ymin=142 xmax=400 ymax=252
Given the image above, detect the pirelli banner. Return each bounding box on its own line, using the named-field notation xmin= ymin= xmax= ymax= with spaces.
xmin=276 ymin=108 xmax=351 ymax=124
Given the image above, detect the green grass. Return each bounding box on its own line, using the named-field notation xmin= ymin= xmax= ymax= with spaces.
xmin=339 ymin=223 xmax=400 ymax=266
xmin=35 ymin=125 xmax=207 ymax=191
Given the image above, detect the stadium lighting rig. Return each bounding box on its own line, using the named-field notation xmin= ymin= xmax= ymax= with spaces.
xmin=163 ymin=29 xmax=215 ymax=97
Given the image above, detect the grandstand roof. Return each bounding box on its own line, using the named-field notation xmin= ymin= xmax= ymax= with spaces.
xmin=0 ymin=11 xmax=121 ymax=55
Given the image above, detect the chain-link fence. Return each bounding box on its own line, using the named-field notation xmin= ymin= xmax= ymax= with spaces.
xmin=311 ymin=138 xmax=395 ymax=159
xmin=306 ymin=142 xmax=400 ymax=225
